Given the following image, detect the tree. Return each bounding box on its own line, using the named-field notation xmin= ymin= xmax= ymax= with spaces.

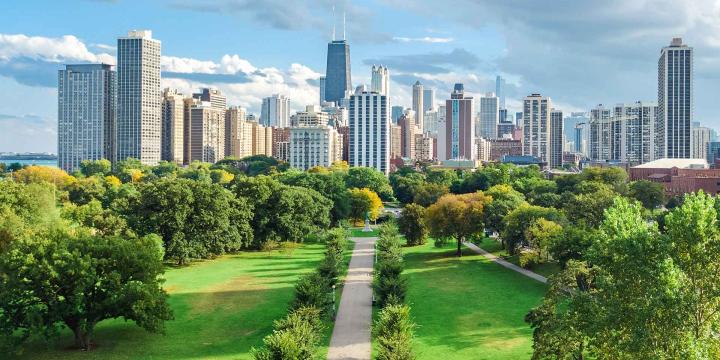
xmin=412 ymin=183 xmax=448 ymax=207
xmin=11 ymin=165 xmax=76 ymax=189
xmin=628 ymin=180 xmax=664 ymax=209
xmin=0 ymin=229 xmax=172 ymax=351
xmin=277 ymin=170 xmax=351 ymax=224
xmin=579 ymin=166 xmax=628 ymax=193
xmin=502 ymin=205 xmax=564 ymax=255
xmin=151 ymin=160 xmax=179 ymax=178
xmin=114 ymin=158 xmax=149 ymax=183
xmin=562 ymin=181 xmax=617 ymax=228
xmin=398 ymin=204 xmax=427 ymax=246
xmin=425 ymin=169 xmax=458 ymax=186
xmin=346 ymin=167 xmax=394 ymax=201
xmin=234 ymin=176 xmax=331 ymax=248
xmin=66 ymin=175 xmax=108 ymax=205
xmin=549 ymin=225 xmax=596 ymax=269
xmin=125 ymin=178 xmax=253 ymax=264
xmin=425 ymin=192 xmax=490 ymax=256
xmin=525 ymin=218 xmax=563 ymax=262
xmin=348 ymin=188 xmax=384 ymax=224
xmin=483 ymin=184 xmax=527 ymax=234
xmin=389 ymin=171 xmax=425 ymax=204
xmin=374 ymin=304 xmax=415 ymax=360
xmin=79 ymin=159 xmax=112 ymax=177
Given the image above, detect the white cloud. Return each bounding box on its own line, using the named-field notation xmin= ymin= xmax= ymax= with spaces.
xmin=0 ymin=34 xmax=104 ymax=63
xmin=161 ymin=56 xmax=218 ymax=73
xmin=393 ymin=36 xmax=454 ymax=43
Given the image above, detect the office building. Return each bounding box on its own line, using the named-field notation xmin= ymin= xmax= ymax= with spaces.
xmin=161 ymin=88 xmax=185 ymax=164
xmin=496 ymin=75 xmax=506 ymax=110
xmin=441 ymin=83 xmax=475 ymax=160
xmin=250 ymin=121 xmax=272 ymax=156
xmin=348 ymin=89 xmax=389 ymax=174
xmin=657 ymin=38 xmax=693 ymax=159
xmin=319 ymin=76 xmax=326 ymax=105
xmin=391 ymin=106 xmax=404 ymax=124
xmin=692 ymin=125 xmax=712 ymax=160
xmin=414 ymin=134 xmax=433 ymax=161
xmin=325 ymin=39 xmax=352 ymax=104
xmin=390 ymin=124 xmax=402 ymax=159
xmin=189 ymin=102 xmax=225 ymax=163
xmin=424 ymin=109 xmax=439 ymax=137
xmin=476 ymin=138 xmax=491 ymax=162
xmin=193 ymin=88 xmax=226 ymax=110
xmin=398 ymin=112 xmax=416 ymax=159
xmin=225 ymin=106 xmax=252 ymax=159
xmin=523 ymin=94 xmax=552 ymax=165
xmin=564 ymin=112 xmax=589 ymax=153
xmin=58 ymin=64 xmax=115 ymax=172
xmin=550 ymin=109 xmax=564 ymax=168
xmin=260 ymin=94 xmax=290 ymax=127
xmin=498 ymin=120 xmax=514 ymax=139
xmin=707 ymin=142 xmax=720 ymax=166
xmin=423 ymin=88 xmax=435 ymax=112
xmin=489 ymin=139 xmax=523 ymax=161
xmin=515 ymin=112 xmax=523 ymax=128
xmin=116 ymin=30 xmax=162 ymax=165
xmin=479 ymin=92 xmax=499 ymax=139
xmin=371 ymin=65 xmax=389 ymax=96
xmin=412 ymin=81 xmax=424 ymax=133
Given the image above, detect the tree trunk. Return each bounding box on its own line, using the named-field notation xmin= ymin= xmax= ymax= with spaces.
xmin=457 ymin=236 xmax=463 ymax=257
xmin=70 ymin=322 xmax=95 ymax=350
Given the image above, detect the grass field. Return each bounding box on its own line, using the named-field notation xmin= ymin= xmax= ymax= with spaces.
xmin=404 ymin=242 xmax=547 ymax=360
xmin=349 ymin=227 xmax=380 ymax=237
xmin=474 ymin=237 xmax=561 ymax=278
xmin=17 ymin=243 xmax=332 ymax=360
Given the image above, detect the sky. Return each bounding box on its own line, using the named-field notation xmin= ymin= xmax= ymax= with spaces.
xmin=2 ymin=0 xmax=720 ymax=153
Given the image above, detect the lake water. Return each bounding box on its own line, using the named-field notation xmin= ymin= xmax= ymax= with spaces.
xmin=0 ymin=159 xmax=58 ymax=167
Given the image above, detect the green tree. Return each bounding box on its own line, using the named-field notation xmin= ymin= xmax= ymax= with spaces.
xmin=425 ymin=192 xmax=490 ymax=256
xmin=151 ymin=160 xmax=179 ymax=178
xmin=79 ymin=159 xmax=111 ymax=177
xmin=425 ymin=169 xmax=458 ymax=186
xmin=348 ymin=187 xmax=384 ymax=224
xmin=0 ymin=229 xmax=172 ymax=351
xmin=346 ymin=167 xmax=394 ymax=201
xmin=398 ymin=204 xmax=427 ymax=246
xmin=502 ymin=205 xmax=564 ymax=255
xmin=562 ymin=181 xmax=617 ymax=228
xmin=374 ymin=304 xmax=416 ymax=360
xmin=628 ymin=180 xmax=665 ymax=209
xmin=114 ymin=158 xmax=148 ymax=183
xmin=483 ymin=184 xmax=527 ymax=235
xmin=277 ymin=169 xmax=351 ymax=224
xmin=412 ymin=183 xmax=448 ymax=207
xmin=389 ymin=171 xmax=426 ymax=204
xmin=549 ymin=225 xmax=596 ymax=269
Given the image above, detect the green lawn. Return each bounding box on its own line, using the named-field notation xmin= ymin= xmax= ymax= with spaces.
xmin=18 ymin=243 xmax=331 ymax=360
xmin=404 ymin=242 xmax=547 ymax=360
xmin=349 ymin=227 xmax=380 ymax=237
xmin=474 ymin=237 xmax=561 ymax=278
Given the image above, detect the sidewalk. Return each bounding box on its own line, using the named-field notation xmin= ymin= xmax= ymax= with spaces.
xmin=463 ymin=242 xmax=548 ymax=284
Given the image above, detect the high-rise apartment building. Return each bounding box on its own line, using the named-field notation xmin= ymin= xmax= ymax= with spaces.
xmin=348 ymin=89 xmax=389 ymax=174
xmin=563 ymin=112 xmax=589 ymax=153
xmin=523 ymin=94 xmax=552 ymax=165
xmin=479 ymin=92 xmax=499 ymax=139
xmin=658 ymin=38 xmax=693 ymax=159
xmin=250 ymin=121 xmax=273 ymax=157
xmin=414 ymin=134 xmax=434 ymax=161
xmin=441 ymin=84 xmax=475 ymax=160
xmin=496 ymin=75 xmax=506 ymax=110
xmin=225 ymin=106 xmax=252 ymax=159
xmin=398 ymin=112 xmax=416 ymax=159
xmin=692 ymin=125 xmax=711 ymax=160
xmin=325 ymin=40 xmax=352 ymax=104
xmin=188 ymin=102 xmax=225 ymax=163
xmin=371 ymin=65 xmax=389 ymax=96
xmin=116 ymin=30 xmax=161 ymax=165
xmin=390 ymin=124 xmax=402 ymax=159
xmin=423 ymin=88 xmax=435 ymax=112
xmin=550 ymin=109 xmax=564 ymax=168
xmin=412 ymin=81 xmax=424 ymax=133
xmin=58 ymin=64 xmax=115 ymax=172
xmin=260 ymin=94 xmax=290 ymax=127
xmin=193 ymin=88 xmax=226 ymax=110
xmin=589 ymin=102 xmax=657 ymax=165
xmin=289 ymin=105 xmax=342 ymax=170
xmin=161 ymin=88 xmax=185 ymax=164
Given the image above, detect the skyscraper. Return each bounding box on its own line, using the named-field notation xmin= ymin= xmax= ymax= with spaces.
xmin=412 ymin=81 xmax=424 ymax=133
xmin=550 ymin=109 xmax=564 ymax=168
xmin=423 ymin=88 xmax=435 ymax=112
xmin=589 ymin=102 xmax=657 ymax=165
xmin=349 ymin=89 xmax=389 ymax=174
xmin=391 ymin=106 xmax=404 ymax=124
xmin=260 ymin=94 xmax=290 ymax=127
xmin=479 ymin=92 xmax=499 ymax=139
xmin=225 ymin=106 xmax=252 ymax=159
xmin=692 ymin=125 xmax=711 ymax=160
xmin=116 ymin=30 xmax=161 ymax=165
xmin=495 ymin=75 xmax=506 ymax=110
xmin=161 ymin=88 xmax=185 ymax=164
xmin=193 ymin=88 xmax=226 ymax=110
xmin=523 ymin=94 xmax=552 ymax=165
xmin=58 ymin=64 xmax=115 ymax=172
xmin=319 ymin=76 xmax=326 ymax=105
xmin=371 ymin=65 xmax=389 ymax=96
xmin=442 ymin=83 xmax=475 ymax=160
xmin=658 ymin=38 xmax=693 ymax=159
xmin=189 ymin=102 xmax=225 ymax=163
xmin=325 ymin=40 xmax=352 ymax=104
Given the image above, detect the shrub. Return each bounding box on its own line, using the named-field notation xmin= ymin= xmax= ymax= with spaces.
xmin=374 ymin=304 xmax=416 ymax=360
xmin=519 ymin=248 xmax=541 ymax=269
xmin=291 ymin=272 xmax=333 ymax=317
xmin=373 ymin=273 xmax=408 ymax=308
xmin=253 ymin=306 xmax=324 ymax=360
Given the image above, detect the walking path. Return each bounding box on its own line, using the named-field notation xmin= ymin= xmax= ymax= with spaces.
xmin=463 ymin=241 xmax=548 ymax=284
xmin=327 ymin=237 xmax=376 ymax=360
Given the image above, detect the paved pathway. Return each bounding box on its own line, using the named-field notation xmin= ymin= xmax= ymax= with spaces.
xmin=327 ymin=237 xmax=376 ymax=360
xmin=463 ymin=241 xmax=548 ymax=284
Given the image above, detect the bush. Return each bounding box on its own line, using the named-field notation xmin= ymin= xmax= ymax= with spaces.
xmin=291 ymin=272 xmax=333 ymax=317
xmin=433 ymin=236 xmax=450 ymax=248
xmin=253 ymin=306 xmax=324 ymax=360
xmin=374 ymin=304 xmax=416 ymax=360
xmin=397 ymin=204 xmax=428 ymax=246
xmin=317 ymin=228 xmax=348 ymax=286
xmin=518 ymin=248 xmax=541 ymax=269
xmin=373 ymin=271 xmax=408 ymax=308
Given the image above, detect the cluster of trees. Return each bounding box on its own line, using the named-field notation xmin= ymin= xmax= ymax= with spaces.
xmin=253 ymin=229 xmax=349 ymax=359
xmin=526 ymin=192 xmax=720 ymax=358
xmin=372 ymin=224 xmax=415 ymax=360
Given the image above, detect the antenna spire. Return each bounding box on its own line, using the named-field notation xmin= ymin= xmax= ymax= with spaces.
xmin=332 ymin=5 xmax=336 ymax=41
xmin=343 ymin=11 xmax=346 ymax=40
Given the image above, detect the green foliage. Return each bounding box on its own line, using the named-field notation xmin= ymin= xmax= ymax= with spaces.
xmin=426 ymin=192 xmax=491 ymax=256
xmin=502 ymin=205 xmax=564 ymax=255
xmin=291 ymin=272 xmax=333 ymax=318
xmin=346 ymin=167 xmax=394 ymax=201
xmin=277 ymin=170 xmax=351 ymax=224
xmin=113 ymin=158 xmax=149 ymax=183
xmin=389 ymin=171 xmax=426 ymax=204
xmin=79 ymin=159 xmax=111 ymax=177
xmin=628 ymin=180 xmax=665 ymax=209
xmin=253 ymin=306 xmax=324 ymax=360
xmin=61 ymin=200 xmax=130 ymax=236
xmin=562 ymin=181 xmax=618 ymax=228
xmin=451 ymin=164 xmax=511 ymax=194
xmin=317 ymin=228 xmax=348 ymax=286
xmin=412 ymin=182 xmax=448 ymax=207
xmin=234 ymin=176 xmax=331 ymax=248
xmin=425 ymin=169 xmax=458 ymax=186
xmin=483 ymin=184 xmax=527 ymax=234
xmin=374 ymin=304 xmax=416 ymax=360
xmin=348 ymin=187 xmax=383 ymax=222
xmin=374 ymin=227 xmax=408 ymax=308
xmin=397 ymin=204 xmax=427 ymax=246
xmin=0 ymin=229 xmax=172 ymax=352
xmin=579 ymin=166 xmax=628 ymax=193
xmin=124 ymin=178 xmax=253 ymax=264
xmin=549 ymin=225 xmax=596 ymax=268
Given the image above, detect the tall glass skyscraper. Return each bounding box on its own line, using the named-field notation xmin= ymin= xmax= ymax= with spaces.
xmin=495 ymin=75 xmax=506 ymax=110
xmin=57 ymin=64 xmax=115 ymax=172
xmin=116 ymin=30 xmax=161 ymax=165
xmin=658 ymin=38 xmax=693 ymax=159
xmin=325 ymin=40 xmax=352 ymax=104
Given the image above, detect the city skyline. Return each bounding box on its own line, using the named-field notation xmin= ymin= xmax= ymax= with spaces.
xmin=3 ymin=0 xmax=720 ymax=153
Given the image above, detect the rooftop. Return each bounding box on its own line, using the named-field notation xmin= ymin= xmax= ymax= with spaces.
xmin=632 ymin=158 xmax=708 ymax=169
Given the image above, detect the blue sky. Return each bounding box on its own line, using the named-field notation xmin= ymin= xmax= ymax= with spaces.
xmin=2 ymin=0 xmax=720 ymax=153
